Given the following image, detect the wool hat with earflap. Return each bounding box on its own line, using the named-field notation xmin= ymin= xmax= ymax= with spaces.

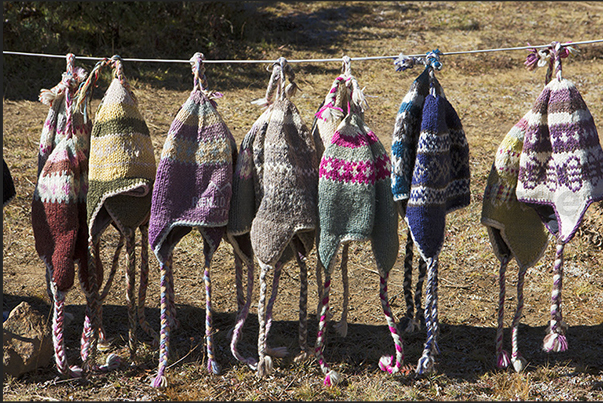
xmin=314 ymin=71 xmax=400 ymax=386
xmin=516 ymin=42 xmax=603 ymax=353
xmin=242 ymin=58 xmax=318 ymax=378
xmin=481 ymin=112 xmax=550 ymax=372
xmin=400 ymin=51 xmax=471 ymax=374
xmin=74 ymin=55 xmax=157 ymax=370
xmin=31 ymin=53 xmax=93 ymax=378
xmin=148 ymin=53 xmax=237 ymax=387
xmin=3 ymin=158 xmax=17 ymax=208
xmin=390 ymin=52 xmax=447 ymax=334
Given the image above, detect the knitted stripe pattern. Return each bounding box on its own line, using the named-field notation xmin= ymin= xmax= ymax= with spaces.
xmin=3 ymin=159 xmax=16 ymax=207
xmin=516 ymin=77 xmax=603 ymax=243
xmin=32 ymin=61 xmax=91 ymax=292
xmin=481 ymin=113 xmax=549 ymax=268
xmin=87 ymin=77 xmax=156 ymax=236
xmin=149 ymin=86 xmax=236 ymax=263
xmin=405 ymin=92 xmax=471 ymax=261
xmin=249 ymin=95 xmax=318 ymax=267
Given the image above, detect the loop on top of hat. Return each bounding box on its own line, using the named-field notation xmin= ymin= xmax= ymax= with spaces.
xmin=252 ymin=59 xmax=299 ymax=109
xmin=39 ymin=54 xmax=88 ymax=108
xmin=524 ymin=41 xmax=577 ymax=84
xmin=341 ymin=55 xmax=352 ymax=77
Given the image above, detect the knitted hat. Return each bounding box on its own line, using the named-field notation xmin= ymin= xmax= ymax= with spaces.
xmin=3 ymin=158 xmax=16 ymax=207
xmin=314 ymin=72 xmax=400 ymax=385
xmin=481 ymin=113 xmax=550 ymax=372
xmin=249 ymin=66 xmax=318 ymax=267
xmin=149 ymin=59 xmax=236 ymax=264
xmin=31 ymin=54 xmax=93 ymax=378
xmin=32 ymin=54 xmax=91 ymax=293
xmin=397 ymin=53 xmax=471 ymax=374
xmin=481 ymin=113 xmax=549 ymax=268
xmin=149 ymin=54 xmax=237 ymax=386
xmin=405 ymin=90 xmax=471 ymax=261
xmin=516 ymin=78 xmax=603 ymax=243
xmin=515 ymin=43 xmax=603 ymax=354
xmin=85 ymin=60 xmax=157 ymax=238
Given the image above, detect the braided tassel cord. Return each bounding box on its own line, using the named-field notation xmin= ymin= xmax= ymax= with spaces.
xmin=81 ymin=237 xmax=102 ymax=372
xmin=257 ymin=263 xmax=271 ymax=377
xmin=264 ymin=262 xmax=287 ymax=359
xmin=50 ymin=283 xmax=77 ymax=377
xmin=314 ymin=276 xmax=341 ymax=386
xmin=495 ymin=255 xmax=511 ymax=369
xmin=235 ymin=251 xmax=246 ymax=313
xmin=152 ymin=258 xmax=174 ymax=388
xmin=138 ymin=224 xmax=159 ymax=346
xmin=125 ymin=232 xmax=139 ymax=362
xmin=230 ymin=254 xmax=258 ymax=369
xmin=334 ymin=244 xmax=349 ymax=337
xmin=415 ymin=257 xmax=427 ymax=328
xmin=401 ymin=232 xmax=415 ymax=331
xmin=204 ymin=257 xmax=220 ymax=375
xmin=416 ymin=257 xmax=439 ymax=375
xmin=511 ymin=265 xmax=528 ymax=372
xmin=295 ymin=248 xmax=311 ymax=361
xmin=543 ymin=242 xmax=568 ymax=353
xmin=378 ymin=271 xmax=405 ymax=375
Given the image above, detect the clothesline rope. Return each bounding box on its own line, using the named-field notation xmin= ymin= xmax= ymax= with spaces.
xmin=3 ymin=39 xmax=603 ymax=64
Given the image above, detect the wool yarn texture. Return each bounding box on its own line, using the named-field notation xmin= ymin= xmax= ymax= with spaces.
xmin=404 ymin=88 xmax=471 ymax=261
xmin=149 ymin=86 xmax=237 ymax=263
xmin=317 ymin=75 xmax=398 ymax=276
xmin=87 ymin=76 xmax=157 ymax=238
xmin=481 ymin=113 xmax=549 ymax=268
xmin=391 ymin=66 xmax=444 ymax=215
xmin=31 ymin=63 xmax=92 ymax=292
xmin=247 ymin=72 xmax=318 ymax=267
xmin=3 ymin=158 xmax=16 ymax=207
xmin=516 ymin=77 xmax=603 ymax=242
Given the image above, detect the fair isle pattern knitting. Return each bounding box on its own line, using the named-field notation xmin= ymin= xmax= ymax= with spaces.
xmin=481 ymin=113 xmax=549 ymax=372
xmin=516 ymin=77 xmax=603 ymax=243
xmin=87 ymin=77 xmax=157 ymax=235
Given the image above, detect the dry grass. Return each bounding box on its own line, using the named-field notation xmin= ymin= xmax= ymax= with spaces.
xmin=3 ymin=1 xmax=603 ymax=401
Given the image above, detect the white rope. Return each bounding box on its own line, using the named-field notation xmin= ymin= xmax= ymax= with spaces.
xmin=3 ymin=39 xmax=602 ymax=64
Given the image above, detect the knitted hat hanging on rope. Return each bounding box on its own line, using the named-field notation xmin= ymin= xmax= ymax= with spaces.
xmin=310 ymin=56 xmax=358 ymax=340
xmin=516 ymin=41 xmax=603 ymax=354
xmin=314 ymin=62 xmax=400 ymax=386
xmin=397 ymin=50 xmax=471 ymax=375
xmin=148 ymin=52 xmax=237 ymax=388
xmin=74 ymin=55 xmax=158 ymax=369
xmin=480 ymin=111 xmax=550 ymax=372
xmin=246 ymin=58 xmax=319 ymax=378
xmin=31 ymin=53 xmax=99 ymax=378
xmin=390 ymin=51 xmax=446 ymax=334
xmin=3 ymin=158 xmax=16 ymax=207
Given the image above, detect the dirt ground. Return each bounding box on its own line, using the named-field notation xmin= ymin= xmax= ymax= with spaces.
xmin=3 ymin=2 xmax=603 ymax=401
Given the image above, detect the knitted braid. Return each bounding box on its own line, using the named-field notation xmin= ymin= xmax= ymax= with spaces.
xmin=264 ymin=262 xmax=287 ymax=359
xmin=416 ymin=257 xmax=439 ymax=374
xmin=511 ymin=264 xmax=528 ymax=372
xmin=377 ymin=271 xmax=405 ymax=375
xmin=257 ymin=263 xmax=270 ymax=378
xmin=495 ymin=255 xmax=511 ymax=369
xmin=401 ymin=232 xmax=416 ymax=332
xmin=152 ymin=258 xmax=174 ymax=388
xmin=235 ymin=252 xmax=245 ymax=312
xmin=125 ymin=232 xmax=139 ymax=361
xmin=543 ymin=242 xmax=568 ymax=352
xmin=203 ymin=254 xmax=220 ymax=375
xmin=415 ymin=256 xmax=427 ymax=327
xmin=334 ymin=244 xmax=349 ymax=338
xmin=49 ymin=273 xmax=74 ymax=377
xmin=294 ymin=245 xmax=310 ymax=361
xmin=229 ymin=253 xmax=258 ymax=368
xmin=138 ymin=223 xmax=158 ymax=344
xmin=82 ymin=236 xmax=101 ymax=372
xmin=314 ymin=276 xmax=340 ymax=386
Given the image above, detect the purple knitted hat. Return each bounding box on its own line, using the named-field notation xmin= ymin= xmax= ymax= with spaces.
xmin=149 ymin=57 xmax=236 ymax=264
